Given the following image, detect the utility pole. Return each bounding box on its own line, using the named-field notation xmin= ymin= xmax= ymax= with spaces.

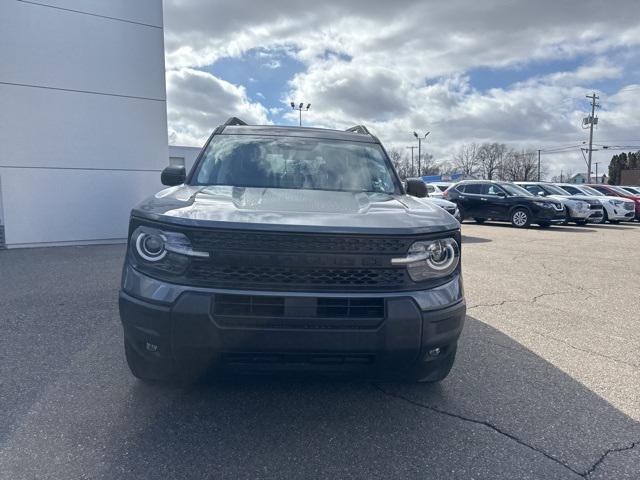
xmin=595 ymin=162 xmax=599 ymax=183
xmin=537 ymin=149 xmax=541 ymax=181
xmin=290 ymin=102 xmax=311 ymax=126
xmin=585 ymin=92 xmax=599 ymax=184
xmin=413 ymin=131 xmax=430 ymax=177
xmin=406 ymin=146 xmax=417 ymax=177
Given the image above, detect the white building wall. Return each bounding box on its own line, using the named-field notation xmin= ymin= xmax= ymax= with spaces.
xmin=0 ymin=0 xmax=167 ymax=248
xmin=168 ymin=145 xmax=203 ymax=174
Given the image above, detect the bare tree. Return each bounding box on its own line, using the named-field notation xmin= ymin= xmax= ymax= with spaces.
xmin=387 ymin=147 xmax=411 ymax=179
xmin=452 ymin=143 xmax=480 ymax=177
xmin=502 ymin=149 xmax=539 ymax=181
xmin=477 ymin=143 xmax=507 ymax=180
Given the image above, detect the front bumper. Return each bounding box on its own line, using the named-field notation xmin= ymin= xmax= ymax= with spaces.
xmin=533 ymin=207 xmax=566 ymax=223
xmin=119 ymin=265 xmax=466 ymax=376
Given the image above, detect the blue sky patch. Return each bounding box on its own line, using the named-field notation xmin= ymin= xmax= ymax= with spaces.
xmin=205 ymin=48 xmax=306 ymax=123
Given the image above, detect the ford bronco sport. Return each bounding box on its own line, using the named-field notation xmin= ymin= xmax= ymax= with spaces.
xmin=119 ymin=118 xmax=466 ymax=383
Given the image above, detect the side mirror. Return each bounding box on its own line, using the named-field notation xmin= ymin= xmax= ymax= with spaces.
xmin=537 ymin=191 xmax=546 ymax=196
xmin=161 ymin=165 xmax=186 ymax=186
xmin=496 ymin=191 xmax=506 ymax=198
xmin=406 ymin=179 xmax=428 ymax=198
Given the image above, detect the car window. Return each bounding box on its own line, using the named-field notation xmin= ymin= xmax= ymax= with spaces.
xmin=524 ymin=185 xmax=544 ymax=196
xmin=464 ymin=183 xmax=483 ymax=194
xmin=192 ymin=134 xmax=399 ymax=194
xmin=427 ymin=185 xmax=435 ymax=193
xmin=485 ymin=184 xmax=505 ymax=195
xmin=559 ymin=185 xmax=580 ymax=195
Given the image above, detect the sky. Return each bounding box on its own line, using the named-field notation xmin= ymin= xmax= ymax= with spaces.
xmin=163 ymin=0 xmax=640 ymax=178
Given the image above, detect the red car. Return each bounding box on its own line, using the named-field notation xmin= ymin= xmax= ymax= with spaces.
xmin=587 ymin=184 xmax=640 ymax=220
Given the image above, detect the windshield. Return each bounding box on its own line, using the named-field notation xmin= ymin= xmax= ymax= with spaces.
xmin=544 ymin=184 xmax=570 ymax=195
xmin=191 ymin=134 xmax=399 ymax=194
xmin=622 ymin=186 xmax=640 ymax=194
xmin=580 ymin=186 xmax=604 ymax=196
xmin=500 ymin=183 xmax=533 ymax=196
xmin=608 ymin=185 xmax=633 ymax=195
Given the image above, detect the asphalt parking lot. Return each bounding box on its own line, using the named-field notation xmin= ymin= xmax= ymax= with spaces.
xmin=1 ymin=222 xmax=639 ymax=480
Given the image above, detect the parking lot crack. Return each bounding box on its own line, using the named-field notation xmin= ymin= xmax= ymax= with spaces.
xmin=372 ymin=383 xmax=584 ymax=478
xmin=584 ymin=440 xmax=640 ymax=478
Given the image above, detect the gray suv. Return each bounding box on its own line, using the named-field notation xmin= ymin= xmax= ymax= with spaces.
xmin=119 ymin=119 xmax=465 ymax=383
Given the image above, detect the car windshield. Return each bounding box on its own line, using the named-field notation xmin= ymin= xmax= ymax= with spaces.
xmin=622 ymin=186 xmax=640 ymax=194
xmin=544 ymin=184 xmax=570 ymax=195
xmin=607 ymin=185 xmax=632 ymax=195
xmin=499 ymin=183 xmax=533 ymax=196
xmin=580 ymin=186 xmax=604 ymax=196
xmin=192 ymin=134 xmax=399 ymax=194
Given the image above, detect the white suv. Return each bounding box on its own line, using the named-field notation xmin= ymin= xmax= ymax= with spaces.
xmin=554 ymin=183 xmax=635 ymax=223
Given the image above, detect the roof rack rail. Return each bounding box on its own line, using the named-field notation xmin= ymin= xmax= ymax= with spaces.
xmin=345 ymin=125 xmax=371 ymax=135
xmin=223 ymin=117 xmax=247 ymax=126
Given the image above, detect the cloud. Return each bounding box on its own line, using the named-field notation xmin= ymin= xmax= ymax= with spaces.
xmin=166 ymin=68 xmax=270 ymax=146
xmin=163 ymin=0 xmax=640 ymax=173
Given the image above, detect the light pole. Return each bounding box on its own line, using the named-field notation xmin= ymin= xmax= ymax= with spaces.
xmin=290 ymin=102 xmax=311 ymax=126
xmin=413 ymin=131 xmax=430 ymax=177
xmin=406 ymin=146 xmax=417 ymax=177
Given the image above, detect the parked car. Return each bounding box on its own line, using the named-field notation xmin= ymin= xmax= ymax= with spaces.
xmin=554 ymin=184 xmax=635 ymax=223
xmin=423 ymin=196 xmax=461 ymax=221
xmin=119 ymin=118 xmax=466 ymax=384
xmin=426 ymin=182 xmax=452 ymax=199
xmin=444 ymin=180 xmax=566 ymax=228
xmin=515 ymin=181 xmax=603 ymax=225
xmin=620 ymin=186 xmax=640 ymax=195
xmin=586 ymin=184 xmax=640 ymax=220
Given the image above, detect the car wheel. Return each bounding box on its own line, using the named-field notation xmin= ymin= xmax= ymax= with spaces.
xmin=405 ymin=344 xmax=457 ymax=383
xmin=474 ymin=218 xmax=486 ymax=224
xmin=510 ymin=208 xmax=531 ymax=228
xmin=457 ymin=205 xmax=466 ymax=222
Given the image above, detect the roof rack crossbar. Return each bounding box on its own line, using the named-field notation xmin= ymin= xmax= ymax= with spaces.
xmin=345 ymin=125 xmax=371 ymax=135
xmin=223 ymin=117 xmax=247 ymax=126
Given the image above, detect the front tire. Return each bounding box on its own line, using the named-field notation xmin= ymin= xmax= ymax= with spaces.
xmin=510 ymin=208 xmax=531 ymax=228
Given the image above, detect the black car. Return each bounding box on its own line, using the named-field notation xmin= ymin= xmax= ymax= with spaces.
xmin=444 ymin=180 xmax=566 ymax=228
xmin=119 ymin=118 xmax=466 ymax=383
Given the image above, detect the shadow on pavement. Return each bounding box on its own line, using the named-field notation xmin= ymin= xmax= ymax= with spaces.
xmin=465 ymin=221 xmax=597 ymax=233
xmin=461 ymin=234 xmax=492 ymax=244
xmin=96 ymin=317 xmax=639 ymax=479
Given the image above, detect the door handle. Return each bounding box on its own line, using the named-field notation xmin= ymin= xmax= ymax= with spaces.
xmin=480 ymin=197 xmax=488 ymax=201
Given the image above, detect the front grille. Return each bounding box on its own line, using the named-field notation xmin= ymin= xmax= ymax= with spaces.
xmin=132 ymin=219 xmax=459 ymax=292
xmin=213 ymin=294 xmax=385 ymax=329
xmin=188 ymin=262 xmax=407 ymax=291
xmin=623 ymin=202 xmax=634 ymax=211
xmin=189 ymin=230 xmax=411 ymax=254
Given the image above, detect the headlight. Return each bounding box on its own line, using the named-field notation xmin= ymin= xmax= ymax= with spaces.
xmin=533 ymin=201 xmax=553 ymax=208
xmin=392 ymin=238 xmax=460 ymax=282
xmin=609 ymin=199 xmax=623 ymax=206
xmin=129 ymin=225 xmax=209 ymax=276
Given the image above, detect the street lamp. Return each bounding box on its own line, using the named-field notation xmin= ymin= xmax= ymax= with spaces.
xmin=291 ymin=102 xmax=311 ymax=126
xmin=413 ymin=131 xmax=430 ymax=176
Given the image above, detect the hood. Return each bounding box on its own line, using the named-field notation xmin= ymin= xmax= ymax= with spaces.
xmin=132 ymin=185 xmax=459 ymax=234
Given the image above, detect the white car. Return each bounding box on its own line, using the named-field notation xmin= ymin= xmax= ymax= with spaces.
xmin=516 ymin=182 xmax=601 ymax=224
xmin=418 ymin=196 xmax=461 ymax=221
xmin=426 ymin=182 xmax=452 ymax=199
xmin=554 ymin=183 xmax=636 ymax=223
